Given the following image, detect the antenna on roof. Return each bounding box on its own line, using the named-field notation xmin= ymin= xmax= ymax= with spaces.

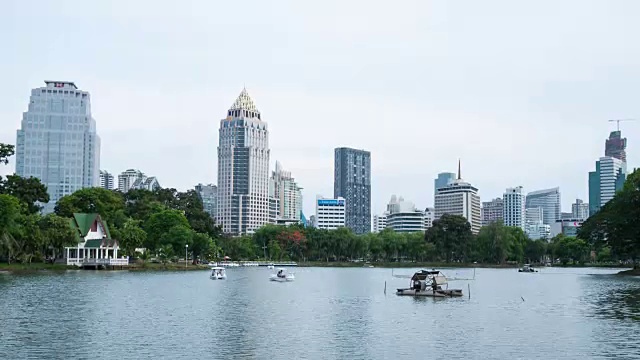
xmin=608 ymin=118 xmax=636 ymax=131
xmin=457 ymin=159 xmax=461 ymax=180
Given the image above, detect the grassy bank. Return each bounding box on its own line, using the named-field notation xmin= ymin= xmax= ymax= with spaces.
xmin=127 ymin=262 xmax=210 ymax=271
xmin=0 ymin=263 xmax=74 ymax=273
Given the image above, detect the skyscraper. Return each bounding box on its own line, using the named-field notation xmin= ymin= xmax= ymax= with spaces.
xmin=195 ymin=183 xmax=217 ymax=220
xmin=99 ymin=170 xmax=114 ymax=190
xmin=503 ymin=186 xmax=526 ymax=230
xmin=605 ymin=131 xmax=627 ymax=163
xmin=481 ymin=198 xmax=503 ymax=226
xmin=315 ymin=196 xmax=346 ymax=230
xmin=434 ymin=161 xmax=482 ymax=234
xmin=434 ymin=172 xmax=456 ymax=194
xmin=15 ymin=81 xmax=100 ymax=213
xmin=334 ymin=147 xmax=371 ymax=234
xmin=217 ymin=88 xmax=270 ymax=235
xmin=270 ymin=161 xmax=303 ymax=221
xmin=588 ymin=156 xmax=626 ymax=216
xmin=525 ymin=187 xmax=561 ymax=227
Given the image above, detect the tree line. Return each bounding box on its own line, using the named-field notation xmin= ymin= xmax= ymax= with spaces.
xmin=1 ymin=142 xmax=222 ymax=264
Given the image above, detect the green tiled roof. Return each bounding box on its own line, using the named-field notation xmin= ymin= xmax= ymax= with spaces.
xmin=84 ymin=239 xmax=103 ymax=248
xmin=71 ymin=213 xmax=112 ymax=239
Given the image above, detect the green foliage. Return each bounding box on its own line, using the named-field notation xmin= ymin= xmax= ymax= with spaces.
xmin=0 ymin=194 xmax=21 ymax=263
xmin=39 ymin=214 xmax=78 ymax=258
xmin=425 ymin=214 xmax=473 ymax=262
xmin=191 ymin=232 xmax=214 ymax=263
xmin=0 ymin=174 xmax=49 ymax=214
xmin=0 ymin=143 xmax=14 ymax=165
xmin=160 ymin=225 xmax=194 ymax=255
xmin=55 ymin=188 xmax=125 ymax=226
xmin=579 ymin=168 xmax=640 ymax=264
xmin=119 ymin=219 xmax=147 ymax=256
xmin=144 ymin=209 xmax=190 ymax=253
xmin=551 ymin=234 xmax=589 ymax=265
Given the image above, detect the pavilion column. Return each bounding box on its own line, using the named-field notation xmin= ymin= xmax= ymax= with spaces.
xmin=114 ymin=247 xmax=118 ymax=259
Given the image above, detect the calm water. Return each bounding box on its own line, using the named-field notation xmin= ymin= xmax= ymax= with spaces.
xmin=1 ymin=267 xmax=640 ymax=359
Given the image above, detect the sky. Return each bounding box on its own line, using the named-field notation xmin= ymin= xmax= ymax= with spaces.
xmin=1 ymin=0 xmax=638 ymax=217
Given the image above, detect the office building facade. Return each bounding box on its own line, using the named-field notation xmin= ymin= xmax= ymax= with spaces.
xmin=481 ymin=198 xmax=503 ymax=226
xmin=571 ymin=199 xmax=589 ymax=221
xmin=605 ymin=130 xmax=627 ymax=163
xmin=15 ymin=81 xmax=100 ymax=213
xmin=334 ymin=147 xmax=371 ymax=234
xmin=195 ymin=183 xmax=218 ymax=220
xmin=525 ymin=187 xmax=561 ymax=227
xmin=434 ymin=163 xmax=481 ymax=234
xmin=270 ymin=161 xmax=303 ymax=221
xmin=315 ymin=196 xmax=346 ymax=230
xmin=217 ymin=89 xmax=270 ymax=235
xmin=434 ymin=172 xmax=456 ymax=194
xmin=588 ymin=156 xmax=626 ymax=216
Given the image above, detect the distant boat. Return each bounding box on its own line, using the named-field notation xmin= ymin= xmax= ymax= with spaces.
xmin=519 ymin=264 xmax=537 ymax=273
xmin=270 ymin=268 xmax=295 ymax=282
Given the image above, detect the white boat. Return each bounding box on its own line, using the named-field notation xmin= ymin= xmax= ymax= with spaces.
xmin=519 ymin=264 xmax=537 ymax=273
xmin=270 ymin=268 xmax=295 ymax=282
xmin=396 ymin=270 xmax=463 ymax=297
xmin=267 ymin=263 xmax=274 ymax=269
xmin=210 ymin=267 xmax=227 ymax=280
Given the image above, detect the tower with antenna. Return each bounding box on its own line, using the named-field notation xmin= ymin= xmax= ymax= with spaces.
xmin=605 ymin=119 xmax=633 ymax=163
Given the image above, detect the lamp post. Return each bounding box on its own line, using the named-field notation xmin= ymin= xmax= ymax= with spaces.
xmin=185 ymin=244 xmax=189 ymax=270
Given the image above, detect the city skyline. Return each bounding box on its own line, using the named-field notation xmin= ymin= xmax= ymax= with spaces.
xmin=2 ymin=0 xmax=639 ymax=218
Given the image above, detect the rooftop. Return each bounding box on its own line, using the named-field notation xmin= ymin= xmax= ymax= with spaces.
xmin=229 ymin=88 xmax=259 ymax=112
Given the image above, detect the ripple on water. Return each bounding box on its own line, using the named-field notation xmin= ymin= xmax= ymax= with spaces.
xmin=0 ymin=268 xmax=639 ymax=359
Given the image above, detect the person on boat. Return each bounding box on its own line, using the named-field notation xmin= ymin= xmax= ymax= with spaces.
xmin=277 ymin=270 xmax=284 ymax=278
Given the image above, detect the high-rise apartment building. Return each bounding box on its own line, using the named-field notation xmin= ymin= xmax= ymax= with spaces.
xmin=525 ymin=187 xmax=561 ymax=227
xmin=15 ymin=81 xmax=100 ymax=213
xmin=481 ymin=198 xmax=503 ymax=226
xmin=217 ymin=89 xmax=270 ymax=235
xmin=571 ymin=199 xmax=589 ymax=221
xmin=434 ymin=172 xmax=456 ymax=194
xmin=99 ymin=170 xmax=114 ymax=190
xmin=315 ymin=196 xmax=346 ymax=230
xmin=434 ymin=162 xmax=481 ymax=234
xmin=334 ymin=147 xmax=371 ymax=234
xmin=605 ymin=130 xmax=627 ymax=163
xmin=588 ymin=156 xmax=626 ymax=216
xmin=270 ymin=161 xmax=303 ymax=221
xmin=195 ymin=183 xmax=218 ymax=220
xmin=503 ymin=186 xmax=526 ymax=230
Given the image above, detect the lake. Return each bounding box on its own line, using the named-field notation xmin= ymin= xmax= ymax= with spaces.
xmin=1 ymin=267 xmax=639 ymax=359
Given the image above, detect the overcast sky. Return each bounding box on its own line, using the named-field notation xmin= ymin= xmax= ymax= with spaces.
xmin=1 ymin=0 xmax=638 ymax=216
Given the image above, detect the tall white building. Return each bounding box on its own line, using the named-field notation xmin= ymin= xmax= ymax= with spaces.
xmin=571 ymin=199 xmax=589 ymax=221
xmin=526 ymin=207 xmax=544 ymax=225
xmin=526 ymin=223 xmax=551 ymax=241
xmin=373 ymin=214 xmax=387 ymax=233
xmin=99 ymin=170 xmax=114 ymax=190
xmin=270 ymin=161 xmax=303 ymax=221
xmin=434 ymin=161 xmax=481 ymax=234
xmin=15 ymin=81 xmax=100 ymax=213
xmin=217 ymin=88 xmax=270 ymax=235
xmin=315 ymin=196 xmax=346 ymax=230
xmin=525 ymin=187 xmax=561 ymax=227
xmin=503 ymin=186 xmax=526 ymax=230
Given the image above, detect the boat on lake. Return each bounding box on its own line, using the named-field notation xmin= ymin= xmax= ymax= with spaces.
xmin=519 ymin=264 xmax=537 ymax=272
xmin=210 ymin=267 xmax=227 ymax=280
xmin=396 ymin=270 xmax=463 ymax=297
xmin=270 ymin=268 xmax=295 ymax=282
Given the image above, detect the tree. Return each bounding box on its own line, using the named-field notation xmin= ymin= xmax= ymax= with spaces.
xmin=551 ymin=234 xmax=589 ymax=265
xmin=55 ymin=188 xmax=125 ymax=226
xmin=39 ymin=213 xmax=77 ymax=259
xmin=191 ymin=232 xmax=214 ymax=264
xmin=0 ymin=174 xmax=49 ymax=214
xmin=524 ymin=239 xmax=547 ymax=263
xmin=578 ymin=169 xmax=640 ymax=266
xmin=0 ymin=194 xmax=21 ymax=263
xmin=425 ymin=214 xmax=473 ymax=262
xmin=145 ymin=209 xmax=190 ymax=253
xmin=160 ymin=225 xmax=194 ymax=256
xmin=119 ymin=218 xmax=147 ymax=256
xmin=0 ymin=143 xmax=14 ymax=165
xmin=11 ymin=213 xmax=44 ymax=263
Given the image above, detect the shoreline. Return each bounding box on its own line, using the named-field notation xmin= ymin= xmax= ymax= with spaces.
xmin=1 ymin=262 xmax=635 ymax=274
